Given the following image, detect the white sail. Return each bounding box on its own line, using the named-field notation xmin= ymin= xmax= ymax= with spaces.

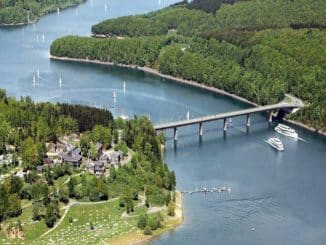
xmin=186 ymin=109 xmax=190 ymax=120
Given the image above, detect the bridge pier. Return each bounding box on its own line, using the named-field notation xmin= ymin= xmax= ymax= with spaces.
xmin=173 ymin=127 xmax=178 ymax=141
xmin=268 ymin=111 xmax=273 ymax=124
xmin=199 ymin=122 xmax=203 ymax=136
xmin=246 ymin=114 xmax=250 ymax=128
xmin=223 ymin=118 xmax=228 ymax=133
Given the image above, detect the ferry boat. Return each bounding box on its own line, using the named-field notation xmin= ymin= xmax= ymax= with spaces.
xmin=275 ymin=123 xmax=298 ymax=139
xmin=266 ymin=138 xmax=284 ymax=151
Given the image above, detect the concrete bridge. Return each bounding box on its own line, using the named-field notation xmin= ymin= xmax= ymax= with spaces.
xmin=154 ymin=102 xmax=303 ymax=141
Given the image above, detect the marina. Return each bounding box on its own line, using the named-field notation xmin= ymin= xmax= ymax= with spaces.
xmin=181 ymin=187 xmax=231 ymax=195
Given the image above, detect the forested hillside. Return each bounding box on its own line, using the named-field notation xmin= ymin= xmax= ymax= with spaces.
xmin=51 ymin=0 xmax=326 ymax=131
xmin=0 ymin=89 xmax=113 ymax=155
xmin=0 ymin=0 xmax=84 ymax=25
xmin=187 ymin=0 xmax=239 ymax=13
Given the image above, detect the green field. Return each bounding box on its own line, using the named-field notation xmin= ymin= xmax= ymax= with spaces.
xmin=38 ymin=200 xmax=139 ymax=244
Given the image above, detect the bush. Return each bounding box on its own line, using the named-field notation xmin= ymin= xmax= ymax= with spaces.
xmin=138 ymin=214 xmax=148 ymax=229
xmin=148 ymin=216 xmax=159 ymax=230
xmin=59 ymin=187 xmax=69 ymax=204
xmin=167 ymin=202 xmax=175 ymax=217
xmin=45 ymin=214 xmax=56 ymax=228
xmin=89 ymin=221 xmax=94 ymax=230
xmin=144 ymin=226 xmax=152 ymax=235
xmin=32 ymin=202 xmax=46 ymax=221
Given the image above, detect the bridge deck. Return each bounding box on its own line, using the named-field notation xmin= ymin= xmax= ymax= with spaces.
xmin=154 ymin=103 xmax=302 ymax=130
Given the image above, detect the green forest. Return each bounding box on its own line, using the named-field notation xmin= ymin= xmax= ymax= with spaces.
xmin=0 ymin=0 xmax=84 ymax=25
xmin=51 ymin=0 xmax=326 ymax=131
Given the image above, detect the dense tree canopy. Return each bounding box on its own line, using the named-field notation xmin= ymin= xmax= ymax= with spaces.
xmin=0 ymin=91 xmax=113 ymax=160
xmin=0 ymin=0 xmax=85 ymax=25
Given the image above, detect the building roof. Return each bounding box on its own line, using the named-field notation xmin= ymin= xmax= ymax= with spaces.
xmin=112 ymin=151 xmax=123 ymax=159
xmin=94 ymin=165 xmax=105 ymax=171
xmin=73 ymin=148 xmax=81 ymax=155
xmin=99 ymin=154 xmax=110 ymax=161
xmin=63 ymin=154 xmax=82 ymax=163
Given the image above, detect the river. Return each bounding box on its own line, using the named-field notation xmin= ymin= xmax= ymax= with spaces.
xmin=0 ymin=1 xmax=325 ymax=244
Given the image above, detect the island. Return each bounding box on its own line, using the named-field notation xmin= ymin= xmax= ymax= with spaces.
xmin=0 ymin=89 xmax=183 ymax=244
xmin=50 ymin=0 xmax=326 ymax=134
xmin=0 ymin=0 xmax=85 ymax=25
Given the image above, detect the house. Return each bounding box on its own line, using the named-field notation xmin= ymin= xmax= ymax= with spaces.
xmin=112 ymin=151 xmax=124 ymax=164
xmin=43 ymin=157 xmax=54 ymax=165
xmin=99 ymin=153 xmax=111 ymax=164
xmin=86 ymin=161 xmax=105 ymax=175
xmin=58 ymin=146 xmax=82 ymax=168
xmin=37 ymin=165 xmax=44 ymax=172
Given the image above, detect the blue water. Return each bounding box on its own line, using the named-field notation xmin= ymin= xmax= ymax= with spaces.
xmin=0 ymin=1 xmax=325 ymax=244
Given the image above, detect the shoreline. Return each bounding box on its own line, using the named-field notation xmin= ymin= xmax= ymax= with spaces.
xmin=0 ymin=2 xmax=84 ymax=27
xmin=109 ymin=191 xmax=184 ymax=245
xmin=49 ymin=55 xmax=325 ymax=137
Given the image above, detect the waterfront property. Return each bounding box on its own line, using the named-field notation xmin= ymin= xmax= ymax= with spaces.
xmin=155 ymin=102 xmax=303 ymax=140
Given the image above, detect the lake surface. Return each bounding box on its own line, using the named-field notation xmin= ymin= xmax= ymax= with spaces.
xmin=1 ymin=1 xmax=326 ymax=244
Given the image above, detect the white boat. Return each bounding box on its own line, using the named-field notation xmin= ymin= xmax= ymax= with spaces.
xmin=266 ymin=137 xmax=284 ymax=151
xmin=186 ymin=109 xmax=190 ymax=120
xmin=275 ymin=123 xmax=298 ymax=139
xmin=113 ymin=90 xmax=116 ymax=99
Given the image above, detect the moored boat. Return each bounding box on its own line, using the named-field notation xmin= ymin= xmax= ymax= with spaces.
xmin=275 ymin=123 xmax=298 ymax=139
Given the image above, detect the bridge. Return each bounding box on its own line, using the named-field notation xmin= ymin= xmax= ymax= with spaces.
xmin=154 ymin=102 xmax=303 ymax=141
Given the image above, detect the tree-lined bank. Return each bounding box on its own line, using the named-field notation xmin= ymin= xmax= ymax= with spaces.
xmin=0 ymin=0 xmax=85 ymax=25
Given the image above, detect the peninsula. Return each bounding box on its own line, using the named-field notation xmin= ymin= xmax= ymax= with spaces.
xmin=0 ymin=89 xmax=182 ymax=244
xmin=50 ymin=0 xmax=326 ymax=134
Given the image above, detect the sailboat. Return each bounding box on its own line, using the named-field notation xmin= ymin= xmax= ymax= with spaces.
xmin=186 ymin=109 xmax=190 ymax=120
xmin=33 ymin=75 xmax=36 ymax=87
xmin=42 ymin=34 xmax=45 ymax=42
xmin=59 ymin=77 xmax=62 ymax=88
xmin=57 ymin=8 xmax=60 ymax=15
xmin=37 ymin=69 xmax=40 ymax=78
xmin=104 ymin=3 xmax=107 ymax=12
xmin=113 ymin=90 xmax=116 ymax=99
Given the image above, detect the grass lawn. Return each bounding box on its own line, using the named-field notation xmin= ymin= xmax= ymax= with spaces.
xmin=36 ymin=200 xmax=139 ymax=244
xmin=54 ymin=175 xmax=70 ymax=189
xmin=0 ymin=205 xmax=51 ymax=244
